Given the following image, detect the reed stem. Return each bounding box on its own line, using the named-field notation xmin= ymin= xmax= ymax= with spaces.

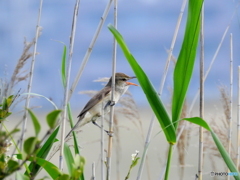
xmin=106 ymin=0 xmax=117 ymax=179
xmin=59 ymin=0 xmax=80 ymax=170
xmin=198 ymin=5 xmax=204 ymax=179
xmin=19 ymin=0 xmax=43 ymax=152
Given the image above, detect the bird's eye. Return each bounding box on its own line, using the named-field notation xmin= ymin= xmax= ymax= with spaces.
xmin=122 ymin=78 xmax=127 ymax=81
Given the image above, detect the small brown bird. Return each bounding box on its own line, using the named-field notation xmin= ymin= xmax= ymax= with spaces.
xmin=65 ymin=72 xmax=138 ymax=138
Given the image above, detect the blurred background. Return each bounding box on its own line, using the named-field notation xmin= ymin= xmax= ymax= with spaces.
xmin=0 ymin=0 xmax=240 ymax=111
xmin=1 ymin=0 xmax=240 ymax=179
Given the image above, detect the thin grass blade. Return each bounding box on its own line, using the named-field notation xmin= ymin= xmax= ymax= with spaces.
xmin=61 ymin=45 xmax=67 ymax=87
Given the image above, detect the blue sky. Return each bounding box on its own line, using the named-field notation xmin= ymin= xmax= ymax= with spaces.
xmin=0 ymin=0 xmax=240 ymax=111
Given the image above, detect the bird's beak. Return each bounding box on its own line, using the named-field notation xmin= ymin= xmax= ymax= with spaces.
xmin=129 ymin=76 xmax=136 ymax=79
xmin=126 ymin=82 xmax=138 ymax=86
xmin=126 ymin=76 xmax=138 ymax=86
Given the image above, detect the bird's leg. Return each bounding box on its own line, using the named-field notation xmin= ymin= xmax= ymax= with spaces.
xmin=104 ymin=100 xmax=115 ymax=110
xmin=92 ymin=121 xmax=113 ymax=137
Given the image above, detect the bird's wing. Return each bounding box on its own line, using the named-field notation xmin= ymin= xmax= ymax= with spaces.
xmin=77 ymin=86 xmax=111 ymax=119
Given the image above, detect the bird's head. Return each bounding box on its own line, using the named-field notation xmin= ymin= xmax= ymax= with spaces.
xmin=106 ymin=72 xmax=138 ymax=87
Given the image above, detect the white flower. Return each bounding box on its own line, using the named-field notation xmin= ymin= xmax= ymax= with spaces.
xmin=131 ymin=150 xmax=139 ymax=161
xmin=131 ymin=153 xmax=136 ymax=161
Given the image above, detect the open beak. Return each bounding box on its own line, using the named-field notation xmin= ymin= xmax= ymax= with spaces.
xmin=126 ymin=82 xmax=138 ymax=86
xmin=126 ymin=76 xmax=138 ymax=86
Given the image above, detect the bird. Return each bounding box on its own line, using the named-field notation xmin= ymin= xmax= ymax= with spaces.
xmin=65 ymin=72 xmax=138 ymax=139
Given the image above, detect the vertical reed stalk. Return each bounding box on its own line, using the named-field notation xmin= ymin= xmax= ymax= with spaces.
xmin=19 ymin=0 xmax=43 ymax=151
xmin=237 ymin=66 xmax=240 ymax=170
xmin=59 ymin=0 xmax=80 ymax=170
xmin=106 ymin=1 xmax=117 ymax=179
xmin=198 ymin=5 xmax=204 ymax=180
xmin=101 ymin=102 xmax=105 ymax=180
xmin=137 ymin=0 xmax=187 ymax=179
xmin=68 ymin=0 xmax=113 ymax=101
xmin=227 ymin=33 xmax=233 ymax=179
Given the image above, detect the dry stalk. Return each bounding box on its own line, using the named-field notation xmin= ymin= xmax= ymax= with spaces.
xmin=6 ymin=39 xmax=35 ymax=96
xmin=59 ymin=0 xmax=80 ymax=170
xmin=106 ymin=0 xmax=118 ymax=178
xmin=68 ymin=0 xmax=113 ymax=102
xmin=237 ymin=66 xmax=240 ymax=170
xmin=19 ymin=0 xmax=43 ymax=152
xmin=227 ymin=33 xmax=233 ymax=180
xmin=198 ymin=7 xmax=205 ymax=180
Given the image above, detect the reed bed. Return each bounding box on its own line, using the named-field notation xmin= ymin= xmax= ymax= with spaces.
xmin=1 ymin=0 xmax=240 ymax=180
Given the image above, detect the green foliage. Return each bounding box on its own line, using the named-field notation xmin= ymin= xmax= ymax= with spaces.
xmin=108 ymin=0 xmax=239 ymax=179
xmin=0 ymin=154 xmax=20 ymax=178
xmin=64 ymin=143 xmax=85 ymax=180
xmin=108 ymin=24 xmax=176 ymax=144
xmin=24 ymin=137 xmax=38 ymax=154
xmin=46 ymin=110 xmax=62 ymax=129
xmin=17 ymin=154 xmax=62 ymax=179
xmin=184 ymin=117 xmax=211 ymax=131
xmin=16 ymin=172 xmax=30 ymax=180
xmin=125 ymin=151 xmax=140 ymax=180
xmin=211 ymin=131 xmax=240 ymax=180
xmin=184 ymin=117 xmax=240 ymax=180
xmin=28 ymin=109 xmax=41 ymax=136
xmin=26 ymin=126 xmax=60 ymax=177
xmin=0 ymin=95 xmax=14 ymax=121
xmin=61 ymin=45 xmax=67 ymax=87
xmin=172 ymin=0 xmax=203 ymax=129
xmin=67 ymin=103 xmax=80 ymax=155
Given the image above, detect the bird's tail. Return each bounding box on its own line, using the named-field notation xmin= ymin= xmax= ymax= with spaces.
xmin=65 ymin=117 xmax=87 ymax=139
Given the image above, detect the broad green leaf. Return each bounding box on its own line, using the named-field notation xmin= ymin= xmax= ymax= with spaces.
xmin=16 ymin=172 xmax=30 ymax=180
xmin=211 ymin=132 xmax=240 ymax=180
xmin=108 ymin=24 xmax=176 ymax=143
xmin=17 ymin=154 xmax=62 ymax=179
xmin=7 ymin=159 xmax=19 ymax=172
xmin=28 ymin=109 xmax=41 ymax=136
xmin=26 ymin=126 xmax=60 ymax=177
xmin=184 ymin=117 xmax=240 ymax=180
xmin=24 ymin=137 xmax=38 ymax=154
xmin=64 ymin=143 xmax=74 ymax=175
xmin=172 ymin=0 xmax=203 ymax=129
xmin=61 ymin=45 xmax=67 ymax=87
xmin=183 ymin=117 xmax=211 ymax=131
xmin=46 ymin=110 xmax=62 ymax=129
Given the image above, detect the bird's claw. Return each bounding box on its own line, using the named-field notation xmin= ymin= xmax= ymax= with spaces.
xmin=110 ymin=101 xmax=115 ymax=106
xmin=104 ymin=100 xmax=115 ymax=110
xmin=105 ymin=130 xmax=114 ymax=137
